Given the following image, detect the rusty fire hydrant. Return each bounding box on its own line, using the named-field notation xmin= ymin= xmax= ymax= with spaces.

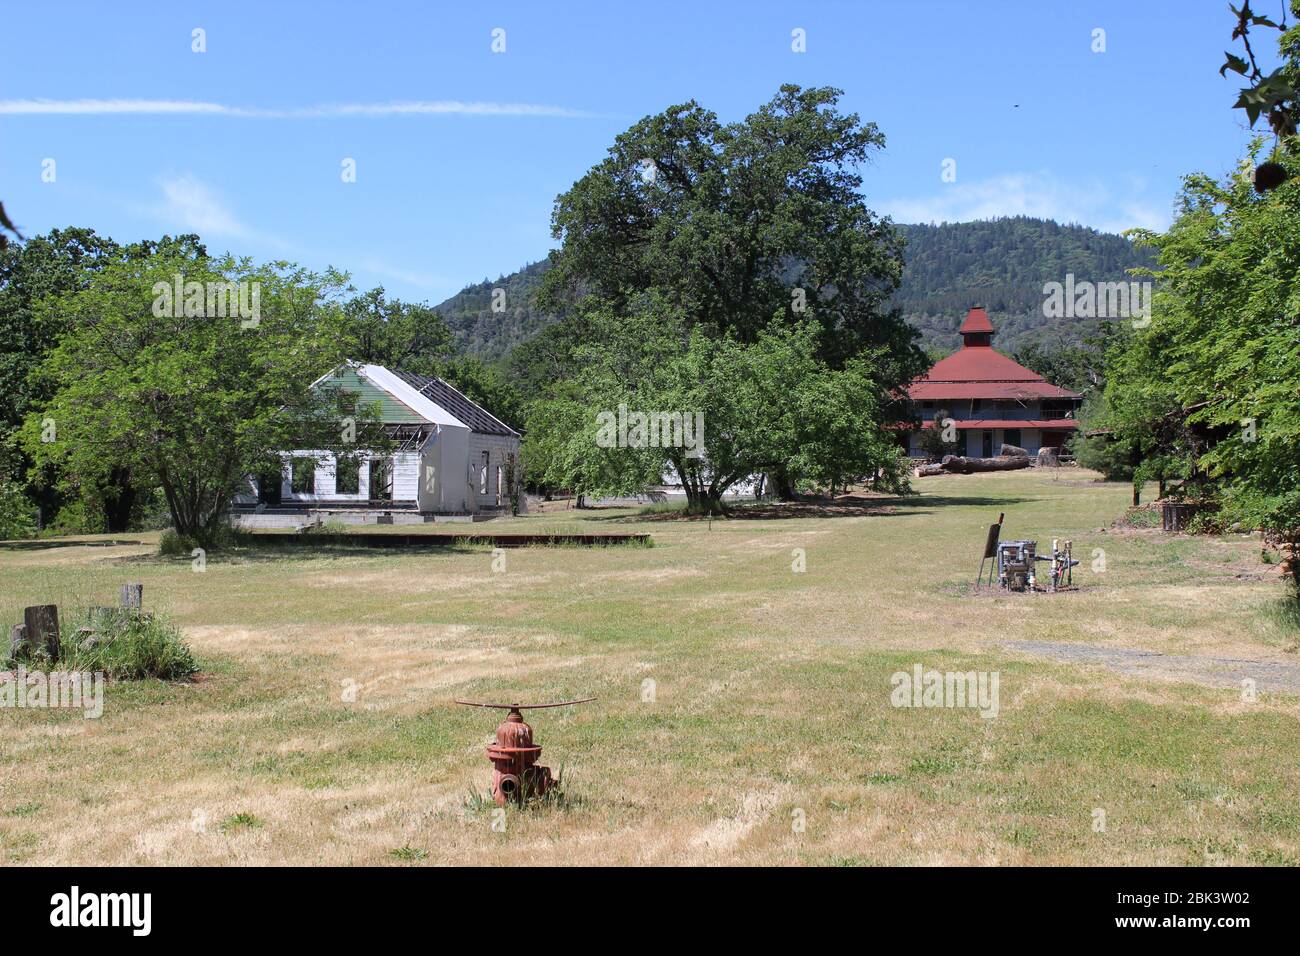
xmin=455 ymin=698 xmax=593 ymax=805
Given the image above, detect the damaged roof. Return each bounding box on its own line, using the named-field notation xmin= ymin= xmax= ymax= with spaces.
xmin=391 ymin=370 xmax=521 ymax=437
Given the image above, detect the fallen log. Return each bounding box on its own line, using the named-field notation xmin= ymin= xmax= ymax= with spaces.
xmin=939 ymin=455 xmax=1032 ymax=474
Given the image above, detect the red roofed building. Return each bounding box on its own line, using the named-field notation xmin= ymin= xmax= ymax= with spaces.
xmin=903 ymin=307 xmax=1082 ymax=458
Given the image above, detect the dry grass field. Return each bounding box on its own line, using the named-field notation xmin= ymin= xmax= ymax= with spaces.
xmin=2 ymin=469 xmax=1298 ymax=866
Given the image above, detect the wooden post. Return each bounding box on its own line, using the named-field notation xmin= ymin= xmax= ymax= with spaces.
xmin=22 ymin=604 xmax=60 ymax=660
xmin=120 ymin=583 xmax=143 ymax=611
xmin=9 ymin=623 xmax=31 ymax=660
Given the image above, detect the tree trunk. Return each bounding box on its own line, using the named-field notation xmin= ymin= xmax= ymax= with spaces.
xmin=687 ymin=492 xmax=725 ymax=515
xmin=768 ymin=467 xmax=797 ymax=501
xmin=100 ymin=467 xmax=137 ymax=533
xmin=934 ymin=455 xmax=1031 ymax=474
xmin=22 ymin=605 xmax=60 ymax=660
xmin=103 ymin=490 xmax=135 ymax=533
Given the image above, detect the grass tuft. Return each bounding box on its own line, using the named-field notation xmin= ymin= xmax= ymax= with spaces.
xmin=54 ymin=608 xmax=198 ymax=680
xmin=388 ymin=844 xmax=428 ymax=862
xmin=219 ymin=812 xmax=262 ymax=832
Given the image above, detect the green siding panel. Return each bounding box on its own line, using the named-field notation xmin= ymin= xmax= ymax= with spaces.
xmin=318 ymin=368 xmax=427 ymax=424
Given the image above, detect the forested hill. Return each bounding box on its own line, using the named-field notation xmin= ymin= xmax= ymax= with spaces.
xmin=894 ymin=217 xmax=1155 ymax=354
xmin=433 ymin=216 xmax=1156 ymax=361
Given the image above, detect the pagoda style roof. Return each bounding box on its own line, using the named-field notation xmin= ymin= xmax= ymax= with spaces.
xmin=958 ymin=306 xmax=995 ymax=335
xmin=906 ymin=308 xmax=1082 ymax=402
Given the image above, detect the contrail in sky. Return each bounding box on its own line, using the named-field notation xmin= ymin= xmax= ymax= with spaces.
xmin=0 ymin=98 xmax=591 ymax=118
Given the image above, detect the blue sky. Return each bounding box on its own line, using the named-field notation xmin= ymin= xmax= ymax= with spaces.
xmin=0 ymin=0 xmax=1281 ymax=304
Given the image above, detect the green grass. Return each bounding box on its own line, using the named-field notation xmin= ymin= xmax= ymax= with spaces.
xmin=51 ymin=608 xmax=198 ymax=680
xmin=219 ymin=812 xmax=263 ymax=833
xmin=0 ymin=469 xmax=1296 ymax=865
xmin=388 ymin=844 xmax=428 ymax=862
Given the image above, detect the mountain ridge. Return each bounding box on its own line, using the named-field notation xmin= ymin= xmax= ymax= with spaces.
xmin=433 ymin=216 xmax=1156 ymax=361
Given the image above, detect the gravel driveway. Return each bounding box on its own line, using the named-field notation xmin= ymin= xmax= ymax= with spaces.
xmin=1006 ymin=639 xmax=1300 ymax=694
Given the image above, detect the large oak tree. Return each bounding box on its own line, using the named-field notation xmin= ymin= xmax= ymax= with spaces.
xmin=541 ymin=85 xmax=923 ymax=380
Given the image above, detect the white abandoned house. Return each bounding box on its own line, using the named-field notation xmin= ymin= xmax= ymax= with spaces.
xmin=232 ymin=363 xmax=522 ymax=527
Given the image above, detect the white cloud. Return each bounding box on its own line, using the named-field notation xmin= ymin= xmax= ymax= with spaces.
xmin=144 ymin=177 xmax=447 ymax=293
xmin=879 ymin=172 xmax=1171 ymax=235
xmin=145 ymin=174 xmax=295 ymax=254
xmin=358 ymin=258 xmax=455 ymax=293
xmin=156 ymin=174 xmax=251 ymax=239
xmin=0 ymin=98 xmax=590 ymax=118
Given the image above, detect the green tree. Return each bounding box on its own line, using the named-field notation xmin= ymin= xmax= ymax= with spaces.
xmin=0 ymin=227 xmax=133 ymax=528
xmin=343 ymin=287 xmax=454 ymax=377
xmin=1086 ymin=4 xmax=1300 ymax=530
xmin=25 ymin=249 xmax=377 ymax=547
xmin=540 ymin=85 xmax=924 ymax=379
xmin=0 ymin=479 xmax=36 ymax=539
xmin=915 ymin=411 xmax=961 ymax=463
xmin=526 ymin=307 xmax=908 ymax=513
xmin=533 ymin=85 xmax=922 ymax=503
xmin=1120 ymin=142 xmax=1299 ymax=536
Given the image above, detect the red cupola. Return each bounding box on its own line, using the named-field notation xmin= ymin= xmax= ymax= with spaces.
xmin=958 ymin=305 xmax=995 ymax=348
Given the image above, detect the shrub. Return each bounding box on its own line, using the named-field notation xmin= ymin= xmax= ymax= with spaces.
xmin=0 ymin=480 xmax=37 ymax=540
xmin=1072 ymin=432 xmax=1136 ymax=481
xmin=158 ymin=529 xmax=189 ymax=555
xmin=1186 ymin=509 xmax=1227 ymax=536
xmin=915 ymin=410 xmax=961 ymax=462
xmin=1117 ymin=505 xmax=1161 ymax=529
xmin=133 ymin=488 xmax=174 ymax=531
xmin=220 ymin=812 xmax=262 ymax=832
xmin=300 ymin=519 xmax=348 ymax=535
xmin=56 ymin=608 xmax=198 ymax=680
xmin=160 ymin=523 xmax=237 ymax=555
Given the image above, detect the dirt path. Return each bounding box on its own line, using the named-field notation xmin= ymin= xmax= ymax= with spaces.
xmin=1006 ymin=639 xmax=1300 ymax=694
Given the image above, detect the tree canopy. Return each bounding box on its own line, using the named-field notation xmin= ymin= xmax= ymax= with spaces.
xmin=23 ymin=248 xmax=377 ymax=546
xmin=521 ymin=86 xmax=921 ymax=510
xmin=541 ymin=84 xmax=923 ymax=379
xmin=1094 ymin=4 xmax=1300 ymax=576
